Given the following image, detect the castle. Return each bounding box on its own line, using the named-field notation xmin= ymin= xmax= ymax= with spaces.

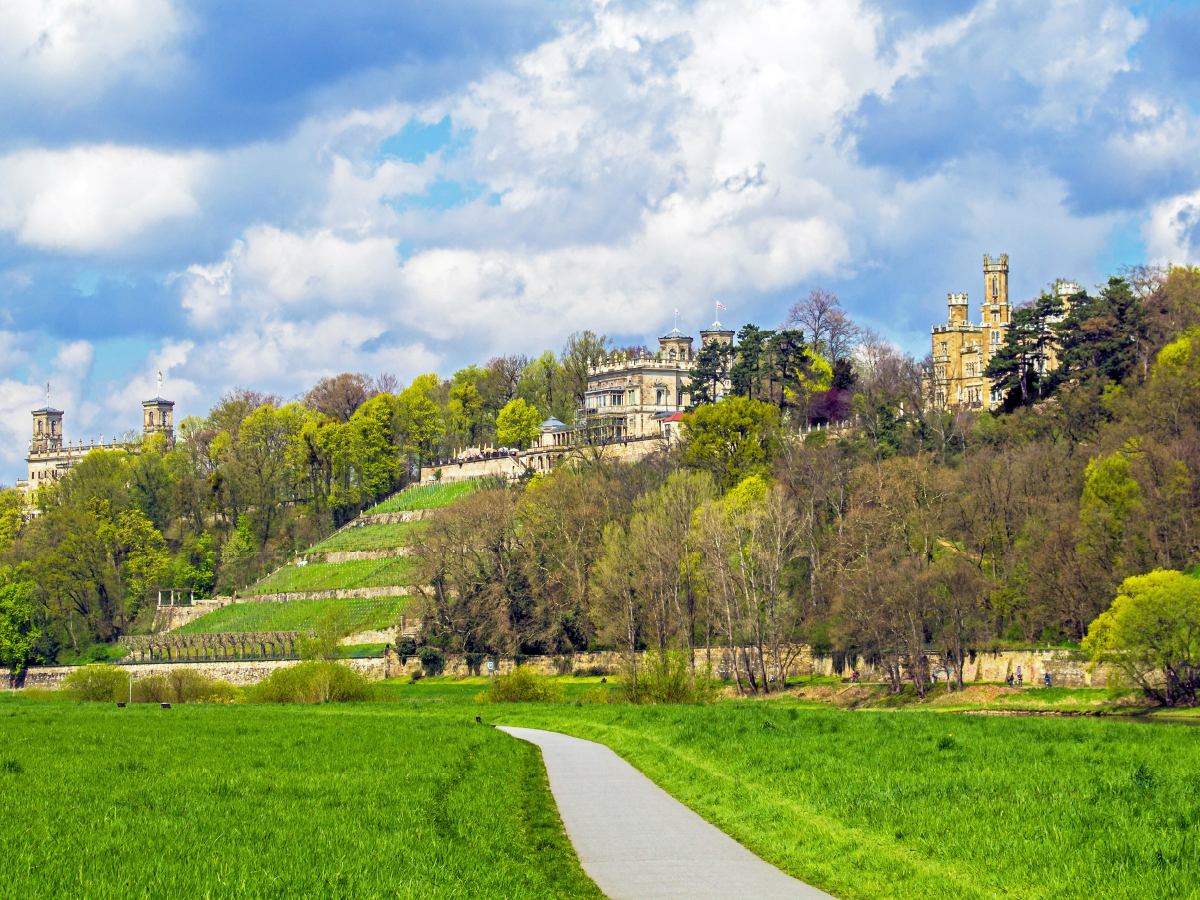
xmin=16 ymin=375 xmax=175 ymax=493
xmin=930 ymin=254 xmax=1077 ymax=410
xmin=574 ymin=320 xmax=735 ymax=443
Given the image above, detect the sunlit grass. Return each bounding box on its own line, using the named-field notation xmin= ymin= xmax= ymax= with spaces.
xmin=177 ymin=596 xmax=411 ymax=634
xmin=489 ymin=702 xmax=1200 ymax=900
xmin=245 ymin=558 xmax=418 ymax=594
xmin=367 ymin=481 xmax=479 ymax=514
xmin=308 ymin=521 xmax=428 ymax=554
xmin=0 ymin=700 xmax=603 ymax=900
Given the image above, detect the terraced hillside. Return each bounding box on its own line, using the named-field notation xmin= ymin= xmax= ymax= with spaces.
xmin=175 ymin=479 xmax=481 ymax=636
xmin=244 ymin=557 xmax=418 ymax=595
xmin=175 ymin=595 xmax=409 ymax=634
xmin=306 ymin=521 xmax=427 ymax=554
xmin=364 ymin=480 xmax=478 ymax=514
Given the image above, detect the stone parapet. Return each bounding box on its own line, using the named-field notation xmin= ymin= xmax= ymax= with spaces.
xmin=311 ymin=548 xmax=412 ymax=564
xmin=354 ymin=508 xmax=435 ymax=526
xmin=237 ymin=585 xmax=415 ymax=604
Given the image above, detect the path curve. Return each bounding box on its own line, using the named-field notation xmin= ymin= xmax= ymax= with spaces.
xmin=498 ymin=726 xmax=837 ymax=900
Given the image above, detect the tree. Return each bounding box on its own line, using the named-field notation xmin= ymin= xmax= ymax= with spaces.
xmin=0 ymin=489 xmax=26 ymax=554
xmin=1083 ymin=569 xmax=1200 ymax=707
xmin=560 ymin=331 xmax=611 ymax=419
xmin=684 ymin=339 xmax=734 ymax=407
xmin=787 ymin=288 xmax=861 ymax=361
xmin=396 ymin=375 xmax=446 ymax=465
xmin=984 ymin=290 xmax=1065 ymax=408
xmin=683 ymin=397 xmax=781 ymax=490
xmin=1053 ymin=276 xmax=1147 ymax=388
xmin=304 ymin=373 xmax=373 ymax=422
xmin=0 ymin=578 xmax=40 ymax=677
xmin=496 ymin=398 xmax=542 ymax=450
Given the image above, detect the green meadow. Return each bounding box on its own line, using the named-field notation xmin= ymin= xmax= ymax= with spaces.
xmin=0 ymin=698 xmax=602 ymax=900
xmin=489 ymin=700 xmax=1200 ymax=900
xmin=366 ymin=481 xmax=479 ymax=515
xmin=4 ymin=683 xmax=1198 ymax=900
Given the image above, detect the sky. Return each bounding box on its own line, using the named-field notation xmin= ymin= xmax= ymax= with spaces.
xmin=2 ymin=0 xmax=1200 ymax=481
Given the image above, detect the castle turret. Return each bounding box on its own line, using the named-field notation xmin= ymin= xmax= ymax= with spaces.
xmin=698 ymin=324 xmax=735 ymax=348
xmin=657 ymin=327 xmax=694 ymax=362
xmin=948 ymin=293 xmax=969 ymax=325
xmin=983 ymin=253 xmax=1010 ymax=326
xmin=31 ymin=404 xmax=63 ymax=454
xmin=143 ymin=371 xmax=175 ymax=443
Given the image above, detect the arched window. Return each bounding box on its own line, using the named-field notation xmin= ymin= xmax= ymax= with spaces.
xmin=669 ymin=349 xmax=676 ymax=360
xmin=37 ymin=421 xmax=42 ymax=435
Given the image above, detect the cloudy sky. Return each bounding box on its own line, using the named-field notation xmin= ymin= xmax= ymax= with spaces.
xmin=2 ymin=0 xmax=1199 ymax=480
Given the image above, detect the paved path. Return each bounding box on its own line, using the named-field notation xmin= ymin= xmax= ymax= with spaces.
xmin=498 ymin=726 xmax=837 ymax=900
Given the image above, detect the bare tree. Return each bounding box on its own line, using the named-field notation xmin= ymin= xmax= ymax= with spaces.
xmin=371 ymin=373 xmax=400 ymax=395
xmin=304 ymin=373 xmax=372 ymax=422
xmin=787 ymin=288 xmax=862 ymax=360
xmin=485 ymin=354 xmax=530 ymax=406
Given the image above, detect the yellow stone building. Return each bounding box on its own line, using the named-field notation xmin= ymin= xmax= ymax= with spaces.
xmin=931 ymin=254 xmax=1013 ymax=410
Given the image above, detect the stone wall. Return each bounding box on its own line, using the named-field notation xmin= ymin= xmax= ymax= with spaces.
xmin=354 ymin=509 xmax=434 ymax=526
xmin=9 ymin=644 xmax=1106 ymax=691
xmin=152 ymin=599 xmax=232 ymax=632
xmin=234 ymin=585 xmax=415 ymax=604
xmin=14 ymin=655 xmax=400 ymax=689
xmin=340 ymin=625 xmax=413 ymax=646
xmin=316 ymin=548 xmax=412 ymax=564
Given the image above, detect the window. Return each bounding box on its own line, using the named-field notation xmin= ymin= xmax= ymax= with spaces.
xmin=37 ymin=421 xmax=42 ymax=435
xmin=991 ymin=330 xmax=1000 ymax=344
xmin=939 ymin=342 xmax=947 ymax=354
xmin=669 ymin=349 xmax=676 ymax=360
xmin=656 ymin=389 xmax=664 ymax=405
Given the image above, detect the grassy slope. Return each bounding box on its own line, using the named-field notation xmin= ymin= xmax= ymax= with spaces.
xmin=486 ymin=701 xmax=1200 ymax=900
xmin=244 ymin=557 xmax=418 ymax=594
xmin=0 ymin=699 xmax=603 ymax=900
xmin=308 ymin=521 xmax=427 ymax=553
xmin=367 ymin=481 xmax=478 ymax=514
xmin=176 ymin=595 xmax=411 ymax=635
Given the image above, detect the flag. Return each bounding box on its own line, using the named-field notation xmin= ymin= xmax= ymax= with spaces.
xmin=716 ymin=303 xmax=726 ymax=310
xmin=674 ymin=308 xmax=680 ymax=315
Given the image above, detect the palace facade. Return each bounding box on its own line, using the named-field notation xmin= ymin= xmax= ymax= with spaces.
xmin=16 ymin=385 xmax=175 ymax=493
xmin=574 ymin=322 xmax=734 ymax=442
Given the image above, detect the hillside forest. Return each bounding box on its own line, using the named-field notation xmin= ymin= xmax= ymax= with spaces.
xmin=2 ymin=265 xmax=1199 ymax=694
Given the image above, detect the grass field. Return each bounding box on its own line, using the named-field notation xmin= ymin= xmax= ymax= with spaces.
xmin=177 ymin=595 xmax=411 ymax=634
xmin=0 ymin=699 xmax=603 ymax=900
xmin=308 ymin=521 xmax=427 ymax=554
xmin=487 ymin=699 xmax=1200 ymax=900
xmin=366 ymin=481 xmax=479 ymax=514
xmin=244 ymin=558 xmax=418 ymax=595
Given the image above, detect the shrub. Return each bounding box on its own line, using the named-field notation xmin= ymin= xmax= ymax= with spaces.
xmin=615 ymin=650 xmax=716 ymax=705
xmin=249 ymin=661 xmax=371 ymax=703
xmin=393 ymin=637 xmax=416 ymax=658
xmin=417 ymin=646 xmax=445 ymax=676
xmin=477 ymin=666 xmax=565 ymax=703
xmin=61 ymin=664 xmax=128 ymax=702
xmin=572 ymin=665 xmax=610 ymax=678
xmin=132 ymin=670 xmax=238 ymax=704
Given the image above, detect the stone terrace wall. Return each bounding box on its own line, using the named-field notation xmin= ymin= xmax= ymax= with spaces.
xmin=14 ymin=655 xmax=400 ymax=689
xmin=8 ymin=645 xmax=1106 ymax=691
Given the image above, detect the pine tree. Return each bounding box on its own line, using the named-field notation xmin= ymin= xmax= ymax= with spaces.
xmin=685 ymin=339 xmax=734 ymax=407
xmin=984 ymin=291 xmax=1063 ymax=408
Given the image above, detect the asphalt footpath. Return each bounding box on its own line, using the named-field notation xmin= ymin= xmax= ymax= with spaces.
xmin=497 ymin=726 xmax=838 ymax=900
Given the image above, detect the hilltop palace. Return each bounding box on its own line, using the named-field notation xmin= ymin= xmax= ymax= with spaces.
xmin=16 ymin=375 xmax=175 ymax=493
xmin=930 ymin=254 xmax=1078 ymax=410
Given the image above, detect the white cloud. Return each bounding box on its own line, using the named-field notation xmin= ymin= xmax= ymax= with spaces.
xmin=0 ymin=145 xmax=208 ymax=253
xmin=0 ymin=0 xmax=185 ymax=99
xmin=0 ymin=334 xmax=93 ymax=473
xmin=1144 ymin=190 xmax=1200 ymax=265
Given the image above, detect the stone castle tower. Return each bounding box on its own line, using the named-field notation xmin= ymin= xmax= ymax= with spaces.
xmin=931 ymin=254 xmax=1013 ymax=409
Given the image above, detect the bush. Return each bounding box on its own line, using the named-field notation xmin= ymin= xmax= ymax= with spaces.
xmin=477 ymin=666 xmax=565 ymax=703
xmin=572 ymin=665 xmax=610 ymax=677
xmin=249 ymin=661 xmax=371 ymax=703
xmin=393 ymin=637 xmax=416 ymax=658
xmin=132 ymin=669 xmax=238 ymax=704
xmin=61 ymin=664 xmax=128 ymax=702
xmin=615 ymin=650 xmax=716 ymax=705
xmin=417 ymin=646 xmax=445 ymax=676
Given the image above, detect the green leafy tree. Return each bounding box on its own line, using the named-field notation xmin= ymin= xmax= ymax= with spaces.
xmin=683 ymin=397 xmax=781 ymax=490
xmin=560 ymin=331 xmax=610 ymax=420
xmin=0 ymin=489 xmax=26 ymax=554
xmin=984 ymin=290 xmax=1065 ymax=408
xmin=0 ymin=577 xmax=40 ymax=677
xmin=396 ymin=375 xmax=446 ymax=465
xmin=685 ymin=339 xmax=734 ymax=407
xmin=1053 ymin=276 xmax=1147 ymax=388
xmin=497 ymin=398 xmax=542 ymax=450
xmin=1083 ymin=569 xmax=1200 ymax=707
xmin=218 ymin=515 xmax=258 ymax=593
